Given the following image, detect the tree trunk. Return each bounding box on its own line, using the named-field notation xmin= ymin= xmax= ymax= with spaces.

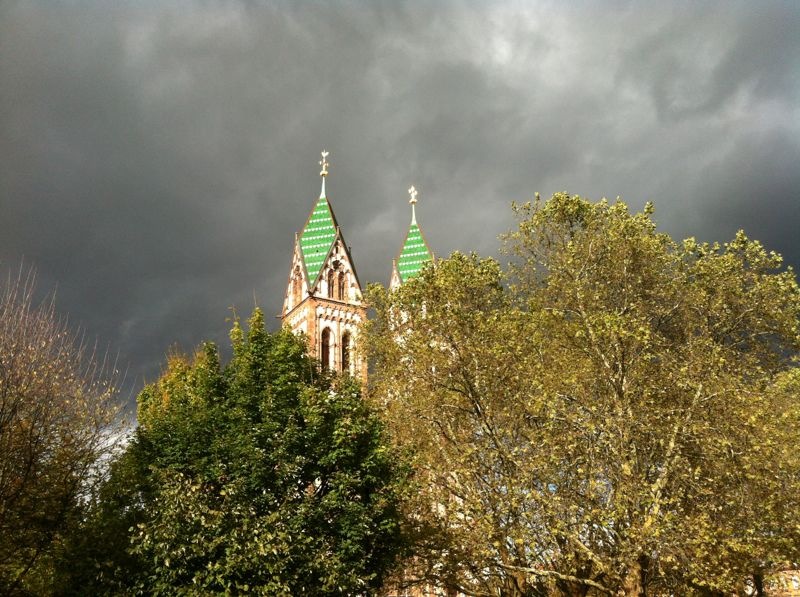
xmin=753 ymin=573 xmax=764 ymax=597
xmin=619 ymin=555 xmax=649 ymax=597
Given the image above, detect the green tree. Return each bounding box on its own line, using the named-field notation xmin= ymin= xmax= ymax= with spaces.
xmin=0 ymin=268 xmax=120 ymax=595
xmin=364 ymin=194 xmax=800 ymax=596
xmin=74 ymin=309 xmax=409 ymax=595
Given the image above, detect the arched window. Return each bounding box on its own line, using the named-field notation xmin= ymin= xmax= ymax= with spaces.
xmin=321 ymin=327 xmax=332 ymax=370
xmin=337 ymin=272 xmax=346 ymax=301
xmin=327 ymin=270 xmax=334 ymax=298
xmin=293 ymin=267 xmax=301 ymax=302
xmin=341 ymin=331 xmax=351 ymax=373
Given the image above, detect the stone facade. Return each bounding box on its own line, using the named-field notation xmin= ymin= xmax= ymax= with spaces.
xmin=281 ymin=236 xmax=365 ymax=376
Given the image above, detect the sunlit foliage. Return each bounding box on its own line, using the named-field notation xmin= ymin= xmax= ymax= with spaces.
xmin=365 ymin=194 xmax=800 ymax=596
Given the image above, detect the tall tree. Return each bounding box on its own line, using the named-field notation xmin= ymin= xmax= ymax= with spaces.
xmin=73 ymin=309 xmax=409 ymax=595
xmin=0 ymin=268 xmax=120 ymax=595
xmin=364 ymin=194 xmax=800 ymax=596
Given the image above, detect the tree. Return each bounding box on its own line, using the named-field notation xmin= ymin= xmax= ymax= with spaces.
xmin=364 ymin=194 xmax=800 ymax=596
xmin=81 ymin=309 xmax=409 ymax=595
xmin=0 ymin=268 xmax=120 ymax=595
xmin=50 ymin=439 xmax=151 ymax=595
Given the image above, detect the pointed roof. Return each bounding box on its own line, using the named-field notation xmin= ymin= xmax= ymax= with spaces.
xmin=397 ymin=222 xmax=431 ymax=283
xmin=299 ymin=194 xmax=338 ymax=283
xmin=298 ymin=151 xmax=339 ymax=285
xmin=395 ymin=185 xmax=432 ymax=284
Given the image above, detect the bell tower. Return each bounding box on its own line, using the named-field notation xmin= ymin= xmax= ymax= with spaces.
xmin=281 ymin=151 xmax=366 ymax=376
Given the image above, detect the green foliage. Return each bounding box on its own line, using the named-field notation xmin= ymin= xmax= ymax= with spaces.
xmin=50 ymin=447 xmax=151 ymax=595
xmin=365 ymin=193 xmax=800 ymax=596
xmin=71 ymin=309 xmax=408 ymax=595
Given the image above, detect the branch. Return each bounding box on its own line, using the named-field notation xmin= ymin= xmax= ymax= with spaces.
xmin=641 ymin=383 xmax=708 ymax=535
xmin=499 ymin=563 xmax=614 ymax=594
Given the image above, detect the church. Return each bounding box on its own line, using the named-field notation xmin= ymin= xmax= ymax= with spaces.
xmin=280 ymin=151 xmax=433 ymax=374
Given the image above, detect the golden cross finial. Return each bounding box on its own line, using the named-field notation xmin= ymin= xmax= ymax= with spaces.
xmin=408 ymin=185 xmax=419 ymax=225
xmin=408 ymin=185 xmax=418 ymax=205
xmin=319 ymin=150 xmax=330 ymax=177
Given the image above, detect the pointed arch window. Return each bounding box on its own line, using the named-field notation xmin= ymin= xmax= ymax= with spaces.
xmin=293 ymin=266 xmax=302 ymax=302
xmin=321 ymin=327 xmax=332 ymax=371
xmin=337 ymin=272 xmax=346 ymax=301
xmin=327 ymin=270 xmax=334 ymax=298
xmin=341 ymin=331 xmax=351 ymax=374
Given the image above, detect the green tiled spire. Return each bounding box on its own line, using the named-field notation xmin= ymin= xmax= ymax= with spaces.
xmin=396 ymin=185 xmax=432 ymax=283
xmin=298 ymin=150 xmax=338 ymax=284
xmin=397 ymin=222 xmax=431 ymax=282
xmin=299 ymin=195 xmax=337 ymax=281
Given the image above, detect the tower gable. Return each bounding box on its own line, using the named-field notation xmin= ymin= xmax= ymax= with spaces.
xmin=282 ymin=237 xmax=310 ymax=316
xmin=311 ymin=230 xmax=363 ymax=304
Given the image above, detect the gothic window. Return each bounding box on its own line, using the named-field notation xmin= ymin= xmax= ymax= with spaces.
xmin=293 ymin=267 xmax=301 ymax=301
xmin=321 ymin=327 xmax=332 ymax=370
xmin=327 ymin=270 xmax=334 ymax=298
xmin=341 ymin=331 xmax=351 ymax=373
xmin=337 ymin=272 xmax=346 ymax=301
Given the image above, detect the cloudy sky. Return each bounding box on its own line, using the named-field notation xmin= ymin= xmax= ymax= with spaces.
xmin=1 ymin=1 xmax=798 ymax=403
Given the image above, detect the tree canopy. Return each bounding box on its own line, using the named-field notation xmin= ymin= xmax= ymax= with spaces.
xmin=66 ymin=308 xmax=409 ymax=595
xmin=365 ymin=193 xmax=800 ymax=596
xmin=0 ymin=268 xmax=120 ymax=595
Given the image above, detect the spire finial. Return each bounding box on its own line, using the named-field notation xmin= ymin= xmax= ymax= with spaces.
xmin=319 ymin=150 xmax=329 ymax=177
xmin=408 ymin=185 xmax=418 ymax=225
xmin=319 ymin=150 xmax=329 ymax=198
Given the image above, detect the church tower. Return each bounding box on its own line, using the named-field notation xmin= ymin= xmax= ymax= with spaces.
xmin=390 ymin=185 xmax=433 ymax=289
xmin=281 ymin=151 xmax=366 ymax=376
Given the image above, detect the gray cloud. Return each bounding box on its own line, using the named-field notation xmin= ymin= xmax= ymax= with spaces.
xmin=1 ymin=0 xmax=798 ymax=401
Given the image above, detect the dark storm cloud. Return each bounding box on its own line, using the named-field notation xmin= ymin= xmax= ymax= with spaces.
xmin=1 ymin=1 xmax=798 ymax=400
